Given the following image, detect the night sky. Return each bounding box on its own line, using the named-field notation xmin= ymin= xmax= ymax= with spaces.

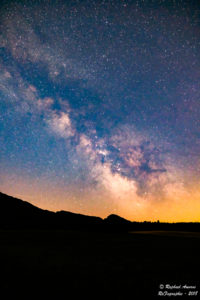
xmin=0 ymin=0 xmax=200 ymax=221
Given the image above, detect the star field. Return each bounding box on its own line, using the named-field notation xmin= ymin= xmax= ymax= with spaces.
xmin=0 ymin=0 xmax=200 ymax=221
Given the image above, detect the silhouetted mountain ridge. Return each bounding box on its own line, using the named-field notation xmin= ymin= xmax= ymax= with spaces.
xmin=0 ymin=192 xmax=200 ymax=231
xmin=104 ymin=214 xmax=132 ymax=224
xmin=0 ymin=192 xmax=104 ymax=229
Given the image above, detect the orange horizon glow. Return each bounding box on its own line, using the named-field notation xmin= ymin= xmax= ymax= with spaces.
xmin=1 ymin=184 xmax=200 ymax=223
xmin=1 ymin=165 xmax=200 ymax=223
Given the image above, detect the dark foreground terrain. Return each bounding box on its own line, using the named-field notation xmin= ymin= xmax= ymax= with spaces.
xmin=0 ymin=192 xmax=199 ymax=298
xmin=0 ymin=229 xmax=199 ymax=299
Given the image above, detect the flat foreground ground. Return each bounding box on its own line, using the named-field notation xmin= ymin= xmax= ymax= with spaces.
xmin=0 ymin=230 xmax=199 ymax=299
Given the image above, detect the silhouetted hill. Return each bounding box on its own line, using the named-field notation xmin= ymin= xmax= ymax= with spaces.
xmin=105 ymin=214 xmax=132 ymax=224
xmin=55 ymin=210 xmax=104 ymax=228
xmin=0 ymin=192 xmax=103 ymax=229
xmin=104 ymin=214 xmax=132 ymax=231
xmin=0 ymin=192 xmax=200 ymax=231
xmin=0 ymin=192 xmax=54 ymax=228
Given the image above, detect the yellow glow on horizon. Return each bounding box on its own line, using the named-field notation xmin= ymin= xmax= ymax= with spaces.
xmin=1 ymin=168 xmax=200 ymax=223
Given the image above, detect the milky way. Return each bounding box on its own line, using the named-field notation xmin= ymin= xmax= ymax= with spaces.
xmin=0 ymin=0 xmax=200 ymax=221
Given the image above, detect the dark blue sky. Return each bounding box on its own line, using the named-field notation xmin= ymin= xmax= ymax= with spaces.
xmin=0 ymin=0 xmax=200 ymax=221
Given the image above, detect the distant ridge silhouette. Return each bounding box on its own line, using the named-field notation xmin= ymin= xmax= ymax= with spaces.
xmin=0 ymin=192 xmax=103 ymax=230
xmin=104 ymin=214 xmax=132 ymax=224
xmin=0 ymin=191 xmax=200 ymax=231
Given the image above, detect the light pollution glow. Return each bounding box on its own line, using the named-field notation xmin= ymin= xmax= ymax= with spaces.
xmin=1 ymin=163 xmax=200 ymax=222
xmin=0 ymin=0 xmax=200 ymax=222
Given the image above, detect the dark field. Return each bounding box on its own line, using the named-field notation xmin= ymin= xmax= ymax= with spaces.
xmin=0 ymin=230 xmax=200 ymax=299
